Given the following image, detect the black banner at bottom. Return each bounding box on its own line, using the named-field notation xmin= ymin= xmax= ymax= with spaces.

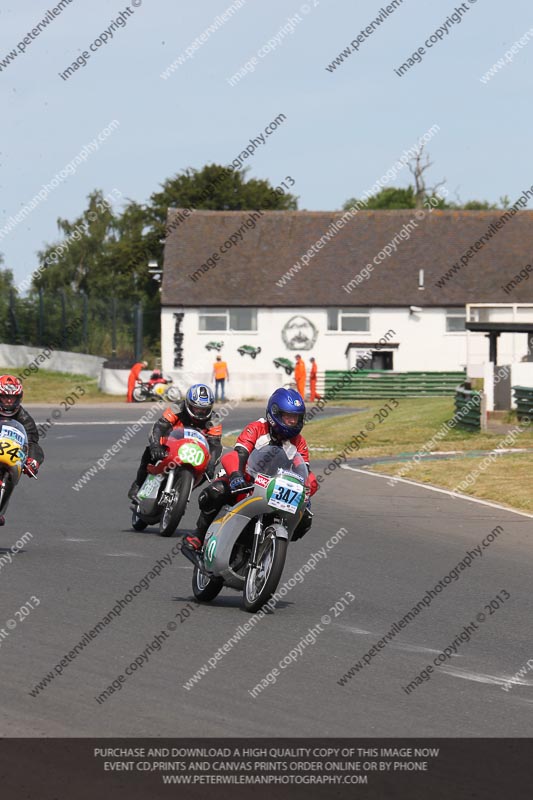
xmin=0 ymin=738 xmax=531 ymax=799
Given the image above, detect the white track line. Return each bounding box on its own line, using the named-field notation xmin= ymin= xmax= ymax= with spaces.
xmin=41 ymin=421 xmax=153 ymax=426
xmin=438 ymin=666 xmax=533 ymax=687
xmin=340 ymin=465 xmax=533 ymax=520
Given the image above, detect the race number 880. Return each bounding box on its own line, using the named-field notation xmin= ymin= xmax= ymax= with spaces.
xmin=178 ymin=443 xmax=205 ymax=466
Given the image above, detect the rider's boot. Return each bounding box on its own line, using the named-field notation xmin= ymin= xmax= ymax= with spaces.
xmin=181 ymin=511 xmax=215 ymax=567
xmin=181 ymin=481 xmax=229 ymax=566
xmin=127 ymin=481 xmax=140 ymax=501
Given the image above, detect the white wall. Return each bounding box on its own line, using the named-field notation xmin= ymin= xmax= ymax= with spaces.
xmin=161 ymin=306 xmax=479 ymax=399
xmin=0 ymin=344 xmax=104 ymax=378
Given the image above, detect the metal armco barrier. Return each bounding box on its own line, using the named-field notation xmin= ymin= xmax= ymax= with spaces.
xmin=512 ymin=386 xmax=533 ymax=421
xmin=455 ymin=385 xmax=485 ymax=431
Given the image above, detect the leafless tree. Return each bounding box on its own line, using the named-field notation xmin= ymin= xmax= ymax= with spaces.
xmin=408 ymin=145 xmax=446 ymax=207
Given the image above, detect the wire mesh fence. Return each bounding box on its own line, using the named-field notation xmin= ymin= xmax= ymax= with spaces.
xmin=0 ymin=290 xmax=160 ymax=361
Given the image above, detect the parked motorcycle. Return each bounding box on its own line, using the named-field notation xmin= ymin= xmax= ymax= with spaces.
xmin=132 ymin=375 xmax=181 ymax=403
xmin=190 ymin=444 xmax=309 ymax=612
xmin=0 ymin=420 xmax=35 ymax=517
xmin=131 ymin=427 xmax=212 ymax=537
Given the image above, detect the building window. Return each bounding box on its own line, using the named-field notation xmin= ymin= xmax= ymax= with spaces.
xmin=199 ymin=308 xmax=228 ymax=331
xmin=198 ymin=308 xmax=257 ymax=332
xmin=230 ymin=308 xmax=257 ymax=331
xmin=446 ymin=309 xmax=466 ymax=332
xmin=328 ymin=308 xmax=370 ymax=332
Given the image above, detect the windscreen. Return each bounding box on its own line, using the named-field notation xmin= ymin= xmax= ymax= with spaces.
xmin=246 ymin=444 xmax=307 ymax=482
xmin=0 ymin=419 xmax=28 ymax=449
xmin=167 ymin=427 xmax=209 ymax=450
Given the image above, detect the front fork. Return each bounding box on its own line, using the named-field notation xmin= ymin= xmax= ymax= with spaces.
xmin=248 ymin=515 xmax=264 ymax=568
xmin=160 ymin=469 xmax=176 ymax=506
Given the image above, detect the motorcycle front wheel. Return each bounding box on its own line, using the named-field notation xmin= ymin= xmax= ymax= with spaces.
xmin=132 ymin=386 xmax=147 ymax=402
xmin=192 ymin=566 xmax=224 ymax=602
xmin=243 ymin=535 xmax=287 ymax=612
xmin=159 ymin=469 xmax=194 ymax=537
xmin=164 ymin=385 xmax=182 ymax=402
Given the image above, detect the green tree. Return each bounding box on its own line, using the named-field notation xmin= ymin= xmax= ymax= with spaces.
xmin=344 ymin=187 xmax=417 ymax=210
xmin=29 ymin=167 xmax=298 ymax=356
xmin=0 ymin=260 xmax=18 ymax=341
xmin=144 ymin=164 xmax=298 ymax=263
xmin=342 ymin=186 xmax=506 ymax=211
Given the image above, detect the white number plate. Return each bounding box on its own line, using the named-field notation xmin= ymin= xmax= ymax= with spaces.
xmin=0 ymin=425 xmax=25 ymax=446
xmin=268 ymin=477 xmax=303 ymax=514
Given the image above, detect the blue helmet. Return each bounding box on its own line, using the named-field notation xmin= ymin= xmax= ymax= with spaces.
xmin=185 ymin=383 xmax=214 ymax=423
xmin=266 ymin=388 xmax=306 ymax=440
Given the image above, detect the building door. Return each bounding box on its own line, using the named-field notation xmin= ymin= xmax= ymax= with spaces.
xmin=371 ymin=351 xmax=393 ymax=370
xmin=494 ymin=364 xmax=511 ymax=410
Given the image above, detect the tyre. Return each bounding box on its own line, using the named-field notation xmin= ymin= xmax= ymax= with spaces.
xmin=132 ymin=386 xmax=146 ymax=402
xmin=192 ymin=566 xmax=224 ymax=602
xmin=131 ymin=508 xmax=148 ymax=531
xmin=159 ymin=469 xmax=194 ymax=537
xmin=251 ymin=353 xmax=257 ymax=359
xmin=243 ymin=534 xmax=287 ymax=612
xmin=164 ymin=385 xmax=182 ymax=402
xmin=285 ymin=368 xmax=292 ymax=376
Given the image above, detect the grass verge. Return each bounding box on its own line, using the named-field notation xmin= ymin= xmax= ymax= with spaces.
xmin=3 ymin=368 xmax=123 ymax=404
xmin=370 ymin=454 xmax=533 ymax=514
xmin=302 ymin=398 xmax=533 ymax=457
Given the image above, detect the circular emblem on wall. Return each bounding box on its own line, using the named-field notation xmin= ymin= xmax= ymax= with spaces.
xmin=281 ymin=316 xmax=318 ymax=351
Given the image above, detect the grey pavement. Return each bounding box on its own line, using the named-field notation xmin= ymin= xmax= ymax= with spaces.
xmin=0 ymin=406 xmax=531 ymax=736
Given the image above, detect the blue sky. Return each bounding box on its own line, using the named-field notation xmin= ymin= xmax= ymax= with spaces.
xmin=1 ymin=0 xmax=531 ymax=285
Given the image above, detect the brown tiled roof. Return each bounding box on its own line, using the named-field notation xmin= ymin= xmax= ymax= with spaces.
xmin=161 ymin=209 xmax=533 ymax=307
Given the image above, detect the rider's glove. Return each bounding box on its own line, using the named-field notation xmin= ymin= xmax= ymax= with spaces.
xmin=150 ymin=443 xmax=168 ymax=462
xmin=24 ymin=457 xmax=39 ymax=476
xmin=229 ymin=471 xmax=247 ymax=493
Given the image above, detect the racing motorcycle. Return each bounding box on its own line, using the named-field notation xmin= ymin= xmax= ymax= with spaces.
xmin=132 ymin=375 xmax=181 ymax=403
xmin=190 ymin=444 xmax=309 ymax=613
xmin=131 ymin=427 xmax=212 ymax=537
xmin=0 ymin=420 xmax=35 ymax=518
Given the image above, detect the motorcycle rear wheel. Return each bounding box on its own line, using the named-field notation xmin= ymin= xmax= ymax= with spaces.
xmin=159 ymin=469 xmax=194 ymax=537
xmin=132 ymin=386 xmax=147 ymax=402
xmin=192 ymin=566 xmax=224 ymax=602
xmin=243 ymin=535 xmax=287 ymax=612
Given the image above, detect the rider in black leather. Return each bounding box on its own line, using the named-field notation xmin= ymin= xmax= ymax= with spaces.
xmin=127 ymin=385 xmax=222 ymax=501
xmin=0 ymin=375 xmax=44 ymax=525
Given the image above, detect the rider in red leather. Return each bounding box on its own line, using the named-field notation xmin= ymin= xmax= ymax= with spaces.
xmin=181 ymin=388 xmax=318 ymax=561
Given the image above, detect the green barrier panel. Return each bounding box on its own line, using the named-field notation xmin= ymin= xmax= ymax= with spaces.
xmin=323 ymin=371 xmax=466 ymax=399
xmin=512 ymin=386 xmax=533 ymax=422
xmin=454 ymin=386 xmax=482 ymax=431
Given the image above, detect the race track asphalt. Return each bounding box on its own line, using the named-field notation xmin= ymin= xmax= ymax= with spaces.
xmin=0 ymin=403 xmax=532 ymax=737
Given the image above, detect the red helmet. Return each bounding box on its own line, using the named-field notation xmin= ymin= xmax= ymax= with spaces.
xmin=0 ymin=375 xmax=23 ymax=416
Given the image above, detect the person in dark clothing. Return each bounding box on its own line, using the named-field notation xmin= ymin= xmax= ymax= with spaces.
xmin=128 ymin=384 xmax=222 ymax=500
xmin=0 ymin=375 xmax=44 ymax=525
